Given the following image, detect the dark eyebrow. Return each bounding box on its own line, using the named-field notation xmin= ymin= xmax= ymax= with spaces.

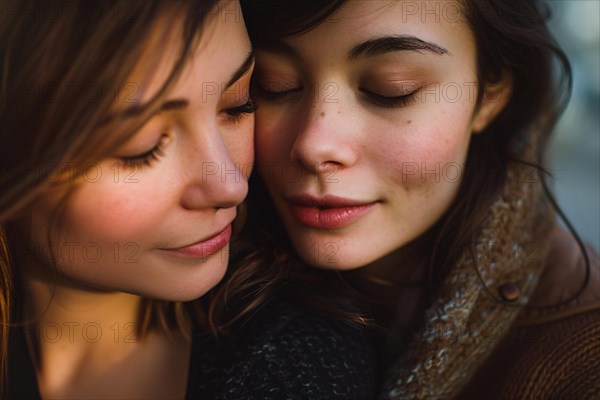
xmin=226 ymin=50 xmax=255 ymax=88
xmin=348 ymin=35 xmax=449 ymax=61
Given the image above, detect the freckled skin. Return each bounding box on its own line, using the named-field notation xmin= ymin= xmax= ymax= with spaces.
xmin=25 ymin=9 xmax=254 ymax=301
xmin=254 ymin=0 xmax=508 ymax=270
xmin=13 ymin=5 xmax=257 ymax=398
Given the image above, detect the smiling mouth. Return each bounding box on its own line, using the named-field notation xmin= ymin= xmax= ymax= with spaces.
xmin=160 ymin=225 xmax=232 ymax=259
xmin=285 ymin=195 xmax=378 ymax=229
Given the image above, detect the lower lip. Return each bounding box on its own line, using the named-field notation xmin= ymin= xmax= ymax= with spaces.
xmin=161 ymin=225 xmax=231 ymax=259
xmin=289 ymin=203 xmax=376 ymax=229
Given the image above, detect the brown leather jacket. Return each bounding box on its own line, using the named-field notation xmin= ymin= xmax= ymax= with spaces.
xmin=459 ymin=227 xmax=600 ymax=399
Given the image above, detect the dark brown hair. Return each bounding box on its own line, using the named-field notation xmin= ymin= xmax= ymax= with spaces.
xmin=239 ymin=0 xmax=579 ymax=315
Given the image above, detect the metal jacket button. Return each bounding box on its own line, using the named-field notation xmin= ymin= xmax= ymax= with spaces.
xmin=499 ymin=282 xmax=520 ymax=301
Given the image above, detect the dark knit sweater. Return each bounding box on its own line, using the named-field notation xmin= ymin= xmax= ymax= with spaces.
xmin=187 ymin=299 xmax=378 ymax=399
xmin=8 ymin=299 xmax=377 ymax=399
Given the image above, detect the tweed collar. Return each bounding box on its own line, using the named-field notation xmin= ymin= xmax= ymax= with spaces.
xmin=381 ymin=160 xmax=554 ymax=399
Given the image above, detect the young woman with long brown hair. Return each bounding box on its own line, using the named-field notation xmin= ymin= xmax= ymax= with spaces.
xmin=241 ymin=0 xmax=600 ymax=398
xmin=0 ymin=1 xmax=376 ymax=398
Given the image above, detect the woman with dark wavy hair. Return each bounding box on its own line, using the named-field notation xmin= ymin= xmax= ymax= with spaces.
xmin=241 ymin=0 xmax=599 ymax=398
xmin=0 ymin=1 xmax=376 ymax=398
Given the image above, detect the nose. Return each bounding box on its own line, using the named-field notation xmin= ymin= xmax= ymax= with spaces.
xmin=180 ymin=124 xmax=248 ymax=210
xmin=290 ymin=101 xmax=358 ymax=174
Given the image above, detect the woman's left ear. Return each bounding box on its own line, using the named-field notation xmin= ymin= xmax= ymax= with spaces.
xmin=471 ymin=73 xmax=513 ymax=134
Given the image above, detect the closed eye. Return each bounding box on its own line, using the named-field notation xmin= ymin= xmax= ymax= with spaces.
xmin=224 ymin=99 xmax=258 ymax=123
xmin=360 ymin=88 xmax=419 ymax=108
xmin=120 ymin=134 xmax=169 ymax=169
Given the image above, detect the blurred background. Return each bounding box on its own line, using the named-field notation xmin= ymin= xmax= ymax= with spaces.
xmin=546 ymin=0 xmax=599 ymax=249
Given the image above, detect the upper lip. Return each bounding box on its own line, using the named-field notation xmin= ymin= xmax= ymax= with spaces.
xmin=285 ymin=194 xmax=376 ymax=209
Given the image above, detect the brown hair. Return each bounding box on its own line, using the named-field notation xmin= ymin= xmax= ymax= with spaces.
xmin=239 ymin=0 xmax=580 ymax=315
xmin=0 ymin=0 xmax=250 ymax=392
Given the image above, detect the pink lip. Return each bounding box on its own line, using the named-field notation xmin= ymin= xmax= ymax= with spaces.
xmin=286 ymin=194 xmax=378 ymax=229
xmin=160 ymin=225 xmax=232 ymax=259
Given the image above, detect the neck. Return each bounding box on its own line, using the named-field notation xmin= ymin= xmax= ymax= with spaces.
xmin=348 ymin=237 xmax=429 ymax=289
xmin=18 ymin=252 xmax=147 ymax=388
xmin=20 ymin=252 xmax=143 ymax=337
xmin=345 ymin=237 xmax=431 ymax=325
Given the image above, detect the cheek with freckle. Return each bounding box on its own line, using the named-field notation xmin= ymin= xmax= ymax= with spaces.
xmin=255 ymin=122 xmax=291 ymax=179
xmin=223 ymin=122 xmax=255 ymax=179
xmin=63 ymin=180 xmax=170 ymax=245
xmin=256 ymin=106 xmax=298 ymax=152
xmin=383 ymin=119 xmax=472 ymax=191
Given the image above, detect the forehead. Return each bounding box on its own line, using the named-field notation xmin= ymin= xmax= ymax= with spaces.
xmin=117 ymin=9 xmax=186 ymax=106
xmin=166 ymin=7 xmax=251 ymax=99
xmin=285 ymin=0 xmax=472 ymax=57
xmin=121 ymin=3 xmax=249 ymax=106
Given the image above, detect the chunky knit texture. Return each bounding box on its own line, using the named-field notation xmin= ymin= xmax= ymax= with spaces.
xmin=8 ymin=298 xmax=378 ymax=399
xmin=379 ymin=127 xmax=600 ymax=400
xmin=381 ymin=161 xmax=555 ymax=399
xmin=187 ymin=299 xmax=378 ymax=399
xmin=500 ymin=309 xmax=600 ymax=399
xmin=459 ymin=308 xmax=600 ymax=399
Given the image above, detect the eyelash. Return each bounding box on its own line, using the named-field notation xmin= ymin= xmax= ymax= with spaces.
xmin=224 ymin=98 xmax=258 ymax=123
xmin=120 ymin=100 xmax=257 ymax=169
xmin=121 ymin=136 xmax=167 ymax=169
xmin=360 ymin=88 xmax=420 ymax=108
xmin=254 ymin=84 xmax=419 ymax=109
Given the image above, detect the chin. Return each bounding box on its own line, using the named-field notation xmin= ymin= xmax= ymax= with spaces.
xmin=174 ymin=266 xmax=228 ymax=302
xmin=143 ymin=281 xmax=221 ymax=302
xmin=135 ymin=259 xmax=229 ymax=302
xmin=294 ymin=241 xmax=376 ymax=271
